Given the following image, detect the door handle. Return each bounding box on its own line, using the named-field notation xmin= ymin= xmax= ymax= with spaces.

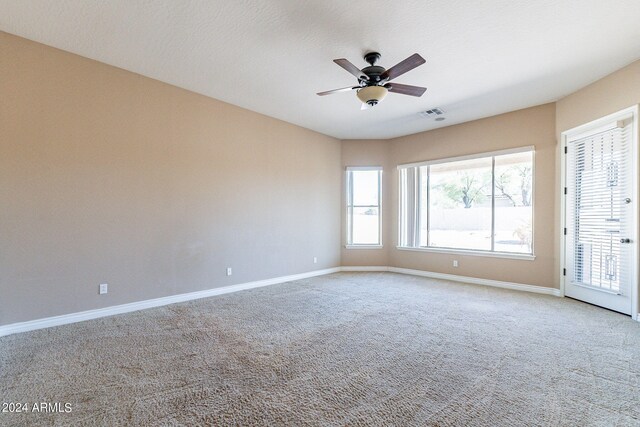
xmin=620 ymin=238 xmax=631 ymax=243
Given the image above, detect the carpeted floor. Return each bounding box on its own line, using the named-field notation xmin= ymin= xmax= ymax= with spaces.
xmin=1 ymin=272 xmax=639 ymax=426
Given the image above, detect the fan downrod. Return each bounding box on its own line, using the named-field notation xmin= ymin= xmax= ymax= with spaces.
xmin=364 ymin=52 xmax=381 ymax=66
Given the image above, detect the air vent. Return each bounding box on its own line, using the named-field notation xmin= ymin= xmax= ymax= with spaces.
xmin=418 ymin=108 xmax=445 ymax=118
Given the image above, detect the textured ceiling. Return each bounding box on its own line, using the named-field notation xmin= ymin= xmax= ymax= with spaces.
xmin=1 ymin=0 xmax=640 ymax=139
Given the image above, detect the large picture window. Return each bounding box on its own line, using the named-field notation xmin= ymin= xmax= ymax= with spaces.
xmin=347 ymin=167 xmax=382 ymax=247
xmin=399 ymin=148 xmax=533 ymax=256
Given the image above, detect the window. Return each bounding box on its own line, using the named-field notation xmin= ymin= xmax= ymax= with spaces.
xmin=399 ymin=148 xmax=533 ymax=256
xmin=346 ymin=167 xmax=382 ymax=247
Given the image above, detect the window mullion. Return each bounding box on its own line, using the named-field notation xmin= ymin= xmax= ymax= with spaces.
xmin=414 ymin=167 xmax=420 ymax=247
xmin=491 ymin=156 xmax=496 ymax=252
xmin=426 ymin=165 xmax=431 ymax=248
xmin=348 ymin=171 xmax=354 ymax=245
xmin=378 ymin=170 xmax=382 ymax=246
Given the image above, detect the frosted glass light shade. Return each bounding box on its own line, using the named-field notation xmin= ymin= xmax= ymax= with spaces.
xmin=356 ymin=86 xmax=388 ymax=104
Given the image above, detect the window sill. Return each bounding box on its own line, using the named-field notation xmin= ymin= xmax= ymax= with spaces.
xmin=345 ymin=245 xmax=384 ymax=250
xmin=395 ymin=246 xmax=535 ymax=260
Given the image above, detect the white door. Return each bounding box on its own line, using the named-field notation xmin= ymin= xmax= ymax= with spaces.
xmin=563 ymin=110 xmax=637 ymax=315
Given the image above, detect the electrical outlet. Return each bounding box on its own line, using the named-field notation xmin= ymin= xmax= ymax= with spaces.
xmin=226 ymin=267 xmax=233 ymax=276
xmin=313 ymin=257 xmax=318 ymax=264
xmin=99 ymin=283 xmax=108 ymax=295
xmin=453 ymin=260 xmax=459 ymax=268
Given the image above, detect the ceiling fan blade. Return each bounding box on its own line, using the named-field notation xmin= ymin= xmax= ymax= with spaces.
xmin=385 ymin=83 xmax=427 ymax=97
xmin=316 ymin=86 xmax=358 ymax=96
xmin=381 ymin=53 xmax=426 ymax=81
xmin=333 ymin=58 xmax=369 ymax=81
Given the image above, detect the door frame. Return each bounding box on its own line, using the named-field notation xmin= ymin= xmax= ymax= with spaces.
xmin=560 ymin=105 xmax=639 ymax=320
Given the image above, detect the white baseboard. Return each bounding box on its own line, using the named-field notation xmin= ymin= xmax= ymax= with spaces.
xmin=0 ymin=267 xmax=341 ymax=338
xmin=339 ymin=265 xmax=560 ymax=296
xmin=340 ymin=266 xmax=390 ymax=272
xmin=387 ymin=267 xmax=562 ymax=296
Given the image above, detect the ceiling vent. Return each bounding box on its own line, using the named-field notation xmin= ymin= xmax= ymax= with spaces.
xmin=419 ymin=108 xmax=445 ymax=118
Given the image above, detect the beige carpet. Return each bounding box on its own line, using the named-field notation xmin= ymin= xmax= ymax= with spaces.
xmin=1 ymin=272 xmax=639 ymax=426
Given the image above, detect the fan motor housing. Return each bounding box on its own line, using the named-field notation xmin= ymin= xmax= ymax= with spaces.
xmin=362 ymin=52 xmax=386 ymax=83
xmin=362 ymin=65 xmax=386 ymax=82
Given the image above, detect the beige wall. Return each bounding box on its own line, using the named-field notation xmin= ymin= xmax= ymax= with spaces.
xmin=340 ymin=140 xmax=390 ymax=266
xmin=556 ymin=60 xmax=640 ymax=134
xmin=383 ymin=105 xmax=557 ymax=288
xmin=0 ymin=32 xmax=341 ymax=326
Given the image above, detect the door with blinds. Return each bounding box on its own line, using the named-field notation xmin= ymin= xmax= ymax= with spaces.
xmin=564 ymin=112 xmax=636 ymax=315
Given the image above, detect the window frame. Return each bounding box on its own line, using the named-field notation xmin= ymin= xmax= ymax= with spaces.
xmin=397 ymin=147 xmax=535 ymax=260
xmin=346 ymin=166 xmax=383 ymax=249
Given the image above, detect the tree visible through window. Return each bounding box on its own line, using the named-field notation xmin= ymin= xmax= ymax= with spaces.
xmin=400 ymin=149 xmax=533 ymax=255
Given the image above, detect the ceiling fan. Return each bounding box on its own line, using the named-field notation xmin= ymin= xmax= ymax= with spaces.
xmin=317 ymin=51 xmax=427 ymax=109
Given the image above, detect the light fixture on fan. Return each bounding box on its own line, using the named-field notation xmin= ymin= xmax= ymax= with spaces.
xmin=356 ymin=86 xmax=388 ymax=107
